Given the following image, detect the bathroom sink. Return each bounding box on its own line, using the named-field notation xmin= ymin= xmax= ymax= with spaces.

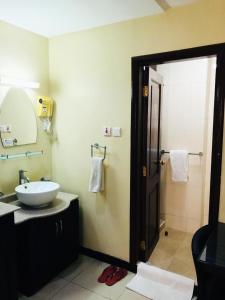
xmin=15 ymin=181 xmax=60 ymax=207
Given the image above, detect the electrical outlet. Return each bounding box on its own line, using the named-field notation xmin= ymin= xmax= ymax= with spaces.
xmin=2 ymin=138 xmax=14 ymax=147
xmin=103 ymin=126 xmax=111 ymax=136
xmin=0 ymin=125 xmax=11 ymax=133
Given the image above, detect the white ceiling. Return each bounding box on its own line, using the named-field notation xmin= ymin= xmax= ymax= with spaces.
xmin=0 ymin=0 xmax=197 ymax=37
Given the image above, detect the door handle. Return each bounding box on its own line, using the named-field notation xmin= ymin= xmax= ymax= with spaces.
xmin=60 ymin=219 xmax=63 ymax=235
xmin=55 ymin=222 xmax=59 ymax=237
xmin=153 ymin=160 xmax=166 ymax=165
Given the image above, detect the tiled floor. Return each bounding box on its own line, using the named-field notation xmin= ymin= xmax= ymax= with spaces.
xmin=19 ymin=255 xmax=148 ymax=300
xmin=149 ymin=227 xmax=196 ymax=281
xmin=19 ymin=251 xmax=197 ymax=300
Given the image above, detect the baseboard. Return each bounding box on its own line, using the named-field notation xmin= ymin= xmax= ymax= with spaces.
xmin=80 ymin=247 xmax=137 ymax=273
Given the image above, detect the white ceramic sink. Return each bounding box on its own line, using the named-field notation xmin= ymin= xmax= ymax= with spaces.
xmin=15 ymin=181 xmax=60 ymax=207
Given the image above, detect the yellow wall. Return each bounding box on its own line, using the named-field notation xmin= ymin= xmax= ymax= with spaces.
xmin=49 ymin=0 xmax=225 ymax=261
xmin=0 ymin=21 xmax=51 ymax=194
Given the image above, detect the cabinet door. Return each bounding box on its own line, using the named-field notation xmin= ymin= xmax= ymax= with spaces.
xmin=17 ymin=199 xmax=79 ymax=296
xmin=58 ymin=200 xmax=79 ymax=268
xmin=22 ymin=215 xmax=59 ymax=295
xmin=30 ymin=215 xmax=58 ymax=280
xmin=0 ymin=214 xmax=17 ymax=300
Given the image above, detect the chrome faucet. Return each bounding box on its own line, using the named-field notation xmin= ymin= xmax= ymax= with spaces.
xmin=19 ymin=170 xmax=30 ymax=185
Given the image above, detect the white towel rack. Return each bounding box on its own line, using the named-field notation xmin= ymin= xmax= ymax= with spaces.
xmin=161 ymin=150 xmax=203 ymax=157
xmin=91 ymin=143 xmax=106 ymax=160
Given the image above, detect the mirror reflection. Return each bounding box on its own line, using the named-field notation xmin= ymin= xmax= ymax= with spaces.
xmin=0 ymin=88 xmax=37 ymax=147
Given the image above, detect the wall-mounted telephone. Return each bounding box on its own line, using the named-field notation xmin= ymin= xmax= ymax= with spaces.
xmin=37 ymin=96 xmax=54 ymax=133
xmin=37 ymin=96 xmax=53 ymax=118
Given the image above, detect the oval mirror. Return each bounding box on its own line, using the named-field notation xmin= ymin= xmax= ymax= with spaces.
xmin=0 ymin=88 xmax=37 ymax=146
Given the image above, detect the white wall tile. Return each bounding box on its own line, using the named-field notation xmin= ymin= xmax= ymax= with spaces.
xmin=165 ymin=215 xmax=187 ymax=232
xmin=159 ymin=57 xmax=215 ymax=233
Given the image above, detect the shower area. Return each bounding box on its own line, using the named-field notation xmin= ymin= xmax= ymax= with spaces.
xmin=148 ymin=56 xmax=216 ymax=280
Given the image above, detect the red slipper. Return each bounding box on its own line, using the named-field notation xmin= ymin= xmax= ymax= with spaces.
xmin=98 ymin=265 xmax=117 ymax=283
xmin=105 ymin=268 xmax=128 ymax=286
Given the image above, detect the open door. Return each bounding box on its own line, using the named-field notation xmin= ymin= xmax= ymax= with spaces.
xmin=140 ymin=66 xmax=163 ymax=261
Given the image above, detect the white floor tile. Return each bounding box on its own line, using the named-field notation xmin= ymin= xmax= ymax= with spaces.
xmin=59 ymin=255 xmax=98 ymax=282
xmin=118 ymin=289 xmax=149 ymax=300
xmin=20 ymin=256 xmax=136 ymax=300
xmin=149 ymin=227 xmax=196 ymax=281
xmin=73 ymin=261 xmax=135 ymax=300
xmin=20 ymin=276 xmax=68 ymax=300
xmin=51 ymin=283 xmax=107 ymax=300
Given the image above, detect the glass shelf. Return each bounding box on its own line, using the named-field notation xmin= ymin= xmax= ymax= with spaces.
xmin=0 ymin=150 xmax=43 ymax=160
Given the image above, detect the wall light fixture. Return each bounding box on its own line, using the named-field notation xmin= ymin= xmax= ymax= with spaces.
xmin=0 ymin=76 xmax=40 ymax=89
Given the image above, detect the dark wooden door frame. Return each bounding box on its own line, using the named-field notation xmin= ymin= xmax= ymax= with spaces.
xmin=130 ymin=43 xmax=225 ymax=265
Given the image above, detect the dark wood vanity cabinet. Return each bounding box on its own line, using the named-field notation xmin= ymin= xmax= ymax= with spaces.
xmin=0 ymin=213 xmax=18 ymax=300
xmin=16 ymin=199 xmax=79 ymax=296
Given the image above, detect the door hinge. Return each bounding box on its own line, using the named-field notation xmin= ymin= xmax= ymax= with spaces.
xmin=143 ymin=85 xmax=149 ymax=97
xmin=140 ymin=240 xmax=146 ymax=251
xmin=142 ymin=166 xmax=147 ymax=177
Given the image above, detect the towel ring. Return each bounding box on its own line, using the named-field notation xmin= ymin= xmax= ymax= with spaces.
xmin=91 ymin=143 xmax=106 ymax=160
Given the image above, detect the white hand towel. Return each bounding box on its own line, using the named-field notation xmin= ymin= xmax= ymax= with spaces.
xmin=89 ymin=157 xmax=104 ymax=193
xmin=170 ymin=150 xmax=189 ymax=182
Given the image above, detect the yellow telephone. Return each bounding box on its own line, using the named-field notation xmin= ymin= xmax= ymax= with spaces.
xmin=37 ymin=96 xmax=53 ymax=118
xmin=37 ymin=96 xmax=54 ymax=133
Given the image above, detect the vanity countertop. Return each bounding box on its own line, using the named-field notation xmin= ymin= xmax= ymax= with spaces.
xmin=11 ymin=192 xmax=78 ymax=224
xmin=0 ymin=202 xmax=20 ymax=218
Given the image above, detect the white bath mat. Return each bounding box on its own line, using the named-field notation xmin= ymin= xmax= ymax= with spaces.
xmin=126 ymin=262 xmax=194 ymax=300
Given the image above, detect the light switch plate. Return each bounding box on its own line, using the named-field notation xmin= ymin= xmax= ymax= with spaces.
xmin=112 ymin=127 xmax=121 ymax=137
xmin=103 ymin=126 xmax=111 ymax=136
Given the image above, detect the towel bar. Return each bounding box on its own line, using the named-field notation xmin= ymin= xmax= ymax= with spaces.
xmin=161 ymin=150 xmax=203 ymax=157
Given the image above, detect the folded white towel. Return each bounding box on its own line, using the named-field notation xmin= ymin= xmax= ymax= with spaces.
xmin=170 ymin=150 xmax=189 ymax=182
xmin=126 ymin=262 xmax=194 ymax=300
xmin=89 ymin=157 xmax=104 ymax=193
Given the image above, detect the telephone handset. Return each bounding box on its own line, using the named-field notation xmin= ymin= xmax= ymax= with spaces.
xmin=37 ymin=96 xmax=53 ymax=118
